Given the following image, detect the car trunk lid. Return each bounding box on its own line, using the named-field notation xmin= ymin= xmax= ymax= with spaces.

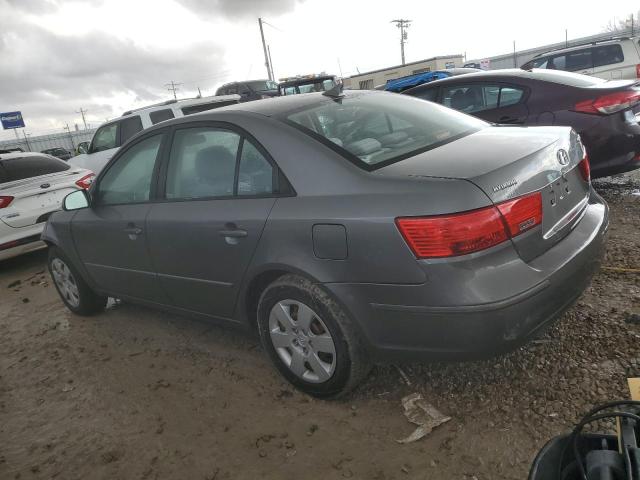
xmin=0 ymin=170 xmax=82 ymax=228
xmin=378 ymin=126 xmax=590 ymax=262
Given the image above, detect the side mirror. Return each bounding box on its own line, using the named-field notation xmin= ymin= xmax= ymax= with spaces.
xmin=63 ymin=190 xmax=90 ymax=211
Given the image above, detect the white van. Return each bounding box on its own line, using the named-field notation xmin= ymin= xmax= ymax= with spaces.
xmin=71 ymin=95 xmax=239 ymax=174
xmin=521 ymin=37 xmax=640 ymax=80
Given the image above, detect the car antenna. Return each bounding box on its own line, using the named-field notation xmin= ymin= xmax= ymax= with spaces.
xmin=322 ymin=82 xmax=345 ymax=99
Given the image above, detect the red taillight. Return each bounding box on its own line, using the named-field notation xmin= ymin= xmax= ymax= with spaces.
xmin=75 ymin=173 xmax=95 ymax=190
xmin=0 ymin=196 xmax=14 ymax=208
xmin=578 ymin=155 xmax=591 ymax=182
xmin=574 ymin=90 xmax=640 ymax=115
xmin=396 ymin=192 xmax=543 ymax=259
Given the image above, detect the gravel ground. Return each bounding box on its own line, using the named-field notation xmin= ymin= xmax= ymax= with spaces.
xmin=1 ymin=172 xmax=639 ymax=480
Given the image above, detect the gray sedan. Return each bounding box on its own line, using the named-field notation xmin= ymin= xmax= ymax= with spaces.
xmin=42 ymin=90 xmax=609 ymax=397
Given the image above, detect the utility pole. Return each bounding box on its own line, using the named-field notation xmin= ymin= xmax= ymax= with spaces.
xmin=391 ymin=19 xmax=411 ymax=65
xmin=164 ymin=80 xmax=182 ymax=100
xmin=258 ymin=18 xmax=273 ymax=81
xmin=267 ymin=45 xmax=275 ymax=80
xmin=565 ymin=29 xmax=568 ymax=48
xmin=76 ymin=107 xmax=88 ymax=130
xmin=513 ymin=40 xmax=517 ymax=67
xmin=64 ymin=123 xmax=75 ymax=150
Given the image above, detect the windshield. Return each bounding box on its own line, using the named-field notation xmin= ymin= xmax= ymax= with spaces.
xmin=247 ymin=80 xmax=279 ymax=92
xmin=285 ymin=92 xmax=486 ymax=169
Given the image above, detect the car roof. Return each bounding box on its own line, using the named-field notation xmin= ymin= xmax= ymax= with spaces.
xmin=0 ymin=151 xmax=54 ymax=161
xmin=533 ymin=36 xmax=634 ymax=58
xmin=404 ymin=68 xmax=609 ymax=90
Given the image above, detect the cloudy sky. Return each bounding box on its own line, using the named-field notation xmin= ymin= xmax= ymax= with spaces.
xmin=0 ymin=0 xmax=638 ymax=140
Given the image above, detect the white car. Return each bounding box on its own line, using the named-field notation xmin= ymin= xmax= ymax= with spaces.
xmin=0 ymin=152 xmax=94 ymax=261
xmin=522 ymin=37 xmax=640 ymax=80
xmin=71 ymin=94 xmax=240 ymax=175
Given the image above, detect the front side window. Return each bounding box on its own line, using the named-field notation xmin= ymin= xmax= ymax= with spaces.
xmin=413 ymin=88 xmax=439 ymax=102
xmin=0 ymin=156 xmax=70 ymax=183
xmin=119 ymin=116 xmax=144 ymax=145
xmin=97 ymin=135 xmax=162 ymax=205
xmin=166 ymin=128 xmax=240 ymax=200
xmin=285 ymin=92 xmax=486 ymax=169
xmin=442 ymin=85 xmax=499 ymax=113
xmin=90 ymin=123 xmax=118 ymax=153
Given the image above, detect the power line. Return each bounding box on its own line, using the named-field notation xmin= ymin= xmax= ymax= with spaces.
xmin=76 ymin=107 xmax=88 ymax=130
xmin=391 ymin=19 xmax=411 ymax=65
xmin=164 ymin=80 xmax=182 ymax=100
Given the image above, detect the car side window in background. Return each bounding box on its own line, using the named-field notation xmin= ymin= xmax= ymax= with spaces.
xmin=238 ymin=140 xmax=274 ymax=196
xmin=0 ymin=156 xmax=70 ymax=183
xmin=149 ymin=109 xmax=175 ymax=125
xmin=565 ymin=50 xmax=593 ymax=71
xmin=119 ymin=116 xmax=143 ymax=145
xmin=547 ymin=54 xmax=566 ymax=70
xmin=97 ymin=135 xmax=162 ymax=205
xmin=90 ymin=123 xmax=118 ymax=152
xmin=166 ymin=128 xmax=240 ymax=200
xmin=414 ymin=88 xmax=439 ymax=102
xmin=498 ymin=87 xmax=525 ymax=107
xmin=442 ymin=85 xmax=498 ymax=113
xmin=593 ymin=44 xmax=625 ymax=68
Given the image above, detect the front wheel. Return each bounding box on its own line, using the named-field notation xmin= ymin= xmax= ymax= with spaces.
xmin=257 ymin=274 xmax=370 ymax=398
xmin=48 ymin=247 xmax=107 ymax=316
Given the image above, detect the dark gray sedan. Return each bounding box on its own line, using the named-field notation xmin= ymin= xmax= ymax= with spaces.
xmin=42 ymin=90 xmax=609 ymax=397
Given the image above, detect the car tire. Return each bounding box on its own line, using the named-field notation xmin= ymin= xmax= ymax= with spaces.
xmin=48 ymin=246 xmax=107 ymax=316
xmin=257 ymin=274 xmax=370 ymax=398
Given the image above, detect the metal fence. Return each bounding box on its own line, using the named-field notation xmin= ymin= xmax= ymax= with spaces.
xmin=0 ymin=128 xmax=96 ymax=154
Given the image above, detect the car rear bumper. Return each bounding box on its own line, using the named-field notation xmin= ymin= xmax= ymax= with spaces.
xmin=323 ymin=191 xmax=609 ymax=361
xmin=0 ymin=224 xmax=47 ymax=261
xmin=582 ymin=113 xmax=640 ymax=177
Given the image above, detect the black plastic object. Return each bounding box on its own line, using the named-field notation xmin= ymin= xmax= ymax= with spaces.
xmin=529 ymin=434 xmax=621 ymax=480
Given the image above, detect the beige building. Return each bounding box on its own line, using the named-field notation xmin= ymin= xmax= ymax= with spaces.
xmin=343 ymin=54 xmax=464 ymax=90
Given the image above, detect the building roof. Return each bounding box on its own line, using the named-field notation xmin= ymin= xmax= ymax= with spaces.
xmin=347 ymin=55 xmax=464 ymax=79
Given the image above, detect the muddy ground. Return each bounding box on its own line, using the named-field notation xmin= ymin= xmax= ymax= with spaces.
xmin=1 ymin=172 xmax=639 ymax=480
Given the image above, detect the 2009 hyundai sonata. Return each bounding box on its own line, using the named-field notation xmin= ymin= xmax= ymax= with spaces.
xmin=43 ymin=90 xmax=609 ymax=397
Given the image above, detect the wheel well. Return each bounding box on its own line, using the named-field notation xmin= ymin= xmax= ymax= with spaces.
xmin=244 ymin=270 xmax=289 ymax=330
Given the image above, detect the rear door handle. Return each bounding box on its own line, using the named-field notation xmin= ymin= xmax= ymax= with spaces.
xmin=218 ymin=229 xmax=247 ymax=238
xmin=124 ymin=226 xmax=143 ymax=235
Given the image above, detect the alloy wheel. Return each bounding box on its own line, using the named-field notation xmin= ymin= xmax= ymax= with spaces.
xmin=50 ymin=258 xmax=80 ymax=308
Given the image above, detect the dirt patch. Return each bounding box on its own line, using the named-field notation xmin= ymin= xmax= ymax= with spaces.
xmin=1 ymin=172 xmax=639 ymax=480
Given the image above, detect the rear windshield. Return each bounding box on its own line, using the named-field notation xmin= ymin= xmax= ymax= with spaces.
xmin=284 ymin=92 xmax=486 ymax=169
xmin=0 ymin=155 xmax=70 ymax=183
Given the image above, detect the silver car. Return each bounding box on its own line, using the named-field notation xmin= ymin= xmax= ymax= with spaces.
xmin=43 ymin=91 xmax=608 ymax=397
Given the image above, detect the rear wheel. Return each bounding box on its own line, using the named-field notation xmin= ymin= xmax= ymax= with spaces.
xmin=48 ymin=247 xmax=107 ymax=315
xmin=257 ymin=274 xmax=370 ymax=398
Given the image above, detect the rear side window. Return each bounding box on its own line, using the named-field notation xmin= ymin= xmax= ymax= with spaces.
xmin=166 ymin=128 xmax=240 ymax=199
xmin=149 ymin=109 xmax=175 ymax=125
xmin=238 ymin=140 xmax=273 ymax=196
xmin=0 ymin=156 xmax=70 ymax=183
xmin=120 ymin=116 xmax=144 ymax=145
xmin=498 ymin=87 xmax=525 ymax=107
xmin=565 ymin=50 xmax=593 ymax=71
xmin=181 ymin=101 xmax=238 ymax=116
xmin=593 ymin=44 xmax=625 ymax=68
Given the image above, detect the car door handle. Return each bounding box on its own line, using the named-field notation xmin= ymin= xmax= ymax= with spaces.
xmin=124 ymin=226 xmax=143 ymax=235
xmin=218 ymin=229 xmax=248 ymax=238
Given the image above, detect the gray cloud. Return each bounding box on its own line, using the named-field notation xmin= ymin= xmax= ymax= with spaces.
xmin=0 ymin=1 xmax=226 ymax=134
xmin=175 ymin=0 xmax=305 ymax=19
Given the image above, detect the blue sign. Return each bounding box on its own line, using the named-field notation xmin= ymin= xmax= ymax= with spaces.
xmin=1 ymin=111 xmax=25 ymax=129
